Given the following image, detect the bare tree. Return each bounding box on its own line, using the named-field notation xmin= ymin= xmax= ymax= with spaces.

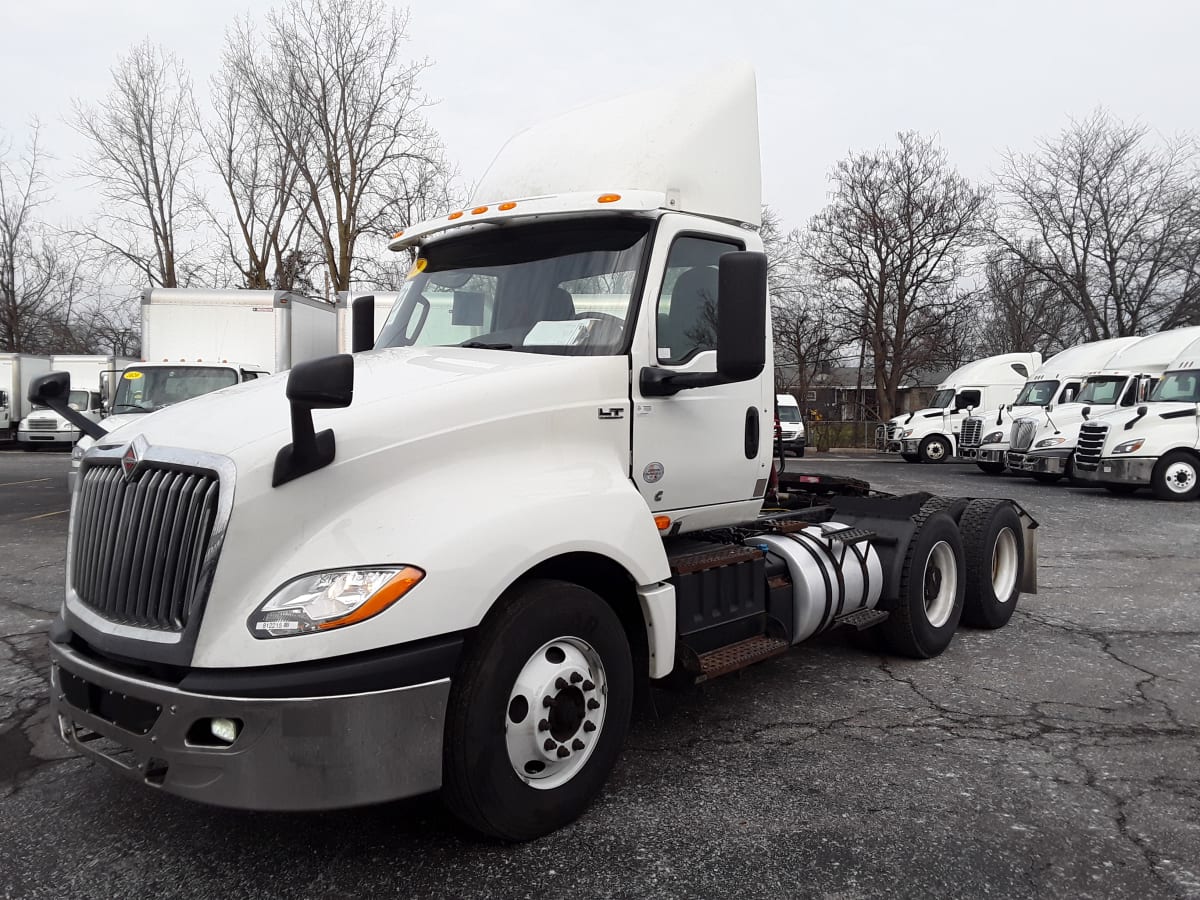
xmin=71 ymin=40 xmax=201 ymax=288
xmin=971 ymin=244 xmax=1082 ymax=355
xmin=994 ymin=111 xmax=1200 ymax=338
xmin=803 ymin=132 xmax=989 ymax=419
xmin=0 ymin=124 xmax=72 ymax=352
xmin=232 ymin=0 xmax=448 ymax=294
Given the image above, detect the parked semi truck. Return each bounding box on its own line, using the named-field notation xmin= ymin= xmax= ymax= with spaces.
xmin=878 ymin=352 xmax=1041 ymax=463
xmin=39 ymin=67 xmax=1040 ymax=841
xmin=68 ymin=289 xmax=337 ymax=489
xmin=1006 ymin=326 xmax=1200 ymax=481
xmin=0 ymin=353 xmax=51 ymax=441
xmin=1073 ymin=336 xmax=1200 ymax=500
xmin=956 ymin=338 xmax=1140 ymax=476
xmin=17 ymin=355 xmax=136 ymax=448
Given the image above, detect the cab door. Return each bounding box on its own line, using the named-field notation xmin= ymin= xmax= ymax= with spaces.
xmin=628 ymin=216 xmax=772 ymax=526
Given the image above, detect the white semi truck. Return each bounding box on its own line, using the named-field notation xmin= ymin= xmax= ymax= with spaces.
xmin=0 ymin=353 xmax=51 ymax=441
xmin=1073 ymin=336 xmax=1200 ymax=500
xmin=878 ymin=352 xmax=1041 ymax=463
xmin=17 ymin=355 xmax=136 ymax=448
xmin=1006 ymin=326 xmax=1200 ymax=481
xmin=40 ymin=67 xmax=1040 ymax=841
xmin=68 ymin=290 xmax=337 ymax=490
xmin=956 ymin=338 xmax=1140 ymax=476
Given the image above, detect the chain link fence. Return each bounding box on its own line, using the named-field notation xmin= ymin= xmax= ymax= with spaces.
xmin=804 ymin=419 xmax=888 ymax=452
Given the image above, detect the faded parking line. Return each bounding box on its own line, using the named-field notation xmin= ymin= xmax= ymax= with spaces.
xmin=0 ymin=477 xmax=51 ymax=488
xmin=22 ymin=509 xmax=68 ymax=521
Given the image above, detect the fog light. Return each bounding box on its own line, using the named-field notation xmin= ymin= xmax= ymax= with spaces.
xmin=210 ymin=717 xmax=240 ymax=745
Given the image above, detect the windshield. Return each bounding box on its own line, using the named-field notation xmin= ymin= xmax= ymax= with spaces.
xmin=112 ymin=366 xmax=239 ymax=413
xmin=1076 ymin=376 xmax=1127 ymax=405
xmin=1150 ymin=370 xmax=1200 ymax=403
xmin=33 ymin=389 xmax=90 ymax=412
xmin=777 ymin=407 xmax=801 ymax=423
xmin=929 ymin=389 xmax=955 ymax=409
xmin=1013 ymin=380 xmax=1060 ymax=407
xmin=376 ymin=219 xmax=650 ymax=355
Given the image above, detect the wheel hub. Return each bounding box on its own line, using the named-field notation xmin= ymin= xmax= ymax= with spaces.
xmin=1165 ymin=461 xmax=1196 ymax=493
xmin=506 ymin=637 xmax=607 ymax=789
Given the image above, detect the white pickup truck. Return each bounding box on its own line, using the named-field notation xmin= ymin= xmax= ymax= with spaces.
xmin=40 ymin=66 xmax=1039 ymax=841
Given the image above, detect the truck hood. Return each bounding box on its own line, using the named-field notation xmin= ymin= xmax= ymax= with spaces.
xmin=91 ymin=346 xmax=628 ymax=464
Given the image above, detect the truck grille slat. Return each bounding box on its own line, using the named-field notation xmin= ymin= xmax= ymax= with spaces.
xmin=1010 ymin=419 xmax=1038 ymax=452
xmin=960 ymin=417 xmax=983 ymax=448
xmin=1074 ymin=423 xmax=1108 ymax=472
xmin=71 ymin=462 xmax=220 ymax=632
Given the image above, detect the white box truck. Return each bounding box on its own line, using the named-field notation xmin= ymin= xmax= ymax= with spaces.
xmin=42 ymin=66 xmax=1041 ymax=841
xmin=1073 ymin=335 xmax=1200 ymax=500
xmin=0 ymin=353 xmax=51 ymax=441
xmin=17 ymin=355 xmax=137 ymax=448
xmin=955 ymin=338 xmax=1140 ymax=476
xmin=66 ymin=290 xmax=336 ymax=490
xmin=1006 ymin=326 xmax=1200 ymax=480
xmin=336 ymin=292 xmax=399 ymax=354
xmin=877 ymin=352 xmax=1041 ymax=463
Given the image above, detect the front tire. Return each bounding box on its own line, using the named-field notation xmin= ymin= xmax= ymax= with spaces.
xmin=900 ymin=452 xmax=920 ymax=463
xmin=442 ymin=579 xmax=633 ymax=841
xmin=1104 ymin=484 xmax=1139 ymax=495
xmin=1151 ymin=451 xmax=1200 ymax=501
xmin=919 ymin=435 xmax=952 ymax=464
xmin=959 ymin=500 xmax=1023 ymax=629
xmin=976 ymin=461 xmax=1005 ymax=475
xmin=1032 ymin=473 xmax=1062 ymax=485
xmin=880 ymin=510 xmax=965 ymax=658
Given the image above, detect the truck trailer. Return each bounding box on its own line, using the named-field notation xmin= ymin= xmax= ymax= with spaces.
xmin=40 ymin=66 xmax=1040 ymax=841
xmin=0 ymin=353 xmax=51 ymax=441
xmin=878 ymin=352 xmax=1041 ymax=463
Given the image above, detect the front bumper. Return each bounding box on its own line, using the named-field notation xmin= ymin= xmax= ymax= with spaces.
xmin=1073 ymin=457 xmax=1155 ymax=486
xmin=50 ymin=641 xmax=452 ymax=810
xmin=18 ymin=430 xmax=77 ymax=444
xmin=1008 ymin=449 xmax=1070 ymax=475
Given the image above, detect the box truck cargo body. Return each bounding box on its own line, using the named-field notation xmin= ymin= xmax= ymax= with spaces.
xmin=18 ymin=355 xmax=138 ymax=447
xmin=0 ymin=353 xmax=51 ymax=439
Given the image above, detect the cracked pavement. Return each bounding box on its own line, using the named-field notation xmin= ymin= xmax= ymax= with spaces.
xmin=0 ymin=449 xmax=1197 ymax=899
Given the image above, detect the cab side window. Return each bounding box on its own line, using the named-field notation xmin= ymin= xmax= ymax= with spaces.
xmin=655 ymin=236 xmax=741 ymax=365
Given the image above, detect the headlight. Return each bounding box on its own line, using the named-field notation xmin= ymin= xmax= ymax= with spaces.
xmin=248 ymin=566 xmax=424 ymax=638
xmin=59 ymin=420 xmax=76 ymax=431
xmin=1112 ymin=439 xmax=1145 ymax=455
xmin=70 ymin=444 xmax=85 ymax=462
xmin=982 ymin=431 xmax=1004 ymax=444
xmin=899 ymin=429 xmax=913 ymax=438
xmin=1034 ymin=437 xmax=1066 ymax=448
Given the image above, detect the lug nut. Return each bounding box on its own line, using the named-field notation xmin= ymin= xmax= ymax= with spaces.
xmin=583 ymin=721 xmax=597 ymax=732
xmin=542 ymin=695 xmax=555 ymax=708
xmin=570 ymin=672 xmax=582 ymax=684
xmin=544 ymin=739 xmax=556 ymax=751
xmin=572 ymin=739 xmax=584 ymax=751
xmin=557 ymin=745 xmax=571 ymax=758
xmin=538 ymin=718 xmax=550 ymax=732
xmin=587 ymin=698 xmax=600 ymax=710
xmin=582 ymin=680 xmax=595 ymax=691
xmin=555 ymin=677 xmax=568 ymax=690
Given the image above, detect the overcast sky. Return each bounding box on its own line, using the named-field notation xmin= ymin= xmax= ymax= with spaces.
xmin=3 ymin=0 xmax=1198 ymax=233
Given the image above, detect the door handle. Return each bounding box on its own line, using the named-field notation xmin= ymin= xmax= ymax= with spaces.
xmin=744 ymin=406 xmax=759 ymax=459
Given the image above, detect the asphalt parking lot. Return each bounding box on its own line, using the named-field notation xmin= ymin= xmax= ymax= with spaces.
xmin=1 ymin=447 xmax=1198 ymax=899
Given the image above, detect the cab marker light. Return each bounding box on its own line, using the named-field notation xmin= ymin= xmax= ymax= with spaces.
xmin=597 ymin=193 xmax=621 ymax=203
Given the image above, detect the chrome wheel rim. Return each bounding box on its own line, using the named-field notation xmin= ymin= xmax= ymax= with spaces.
xmin=926 ymin=440 xmax=947 ymax=461
xmin=923 ymin=541 xmax=957 ymax=627
xmin=991 ymin=527 xmax=1019 ymax=602
xmin=505 ymin=637 xmax=607 ymax=790
xmin=1163 ymin=461 xmax=1197 ymax=494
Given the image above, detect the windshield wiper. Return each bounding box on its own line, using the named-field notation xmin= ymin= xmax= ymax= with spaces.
xmin=460 ymin=341 xmax=513 ymax=350
xmin=111 ymin=403 xmax=152 ymax=413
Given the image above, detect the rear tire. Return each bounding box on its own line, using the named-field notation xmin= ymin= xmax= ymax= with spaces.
xmin=880 ymin=511 xmax=965 ymax=658
xmin=1150 ymin=451 xmax=1200 ymax=501
xmin=977 ymin=461 xmax=1005 ymax=475
xmin=442 ymin=579 xmax=633 ymax=841
xmin=918 ymin=435 xmax=952 ymax=464
xmin=958 ymin=500 xmax=1023 ymax=629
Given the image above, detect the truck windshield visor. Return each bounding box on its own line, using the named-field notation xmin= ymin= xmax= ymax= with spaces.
xmin=112 ymin=366 xmax=239 ymax=413
xmin=376 ymin=219 xmax=651 ymax=356
xmin=930 ymin=389 xmax=955 ymax=409
xmin=1076 ymin=376 xmax=1125 ymax=405
xmin=1013 ymin=380 xmax=1059 ymax=407
xmin=1150 ymin=370 xmax=1200 ymax=403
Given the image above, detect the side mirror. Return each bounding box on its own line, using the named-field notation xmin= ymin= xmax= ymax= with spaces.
xmin=272 ymin=355 xmax=354 ymax=487
xmin=640 ymin=251 xmax=767 ymax=397
xmin=1081 ymin=406 xmax=1091 ymax=421
xmin=351 ymin=295 xmax=376 ymax=353
xmin=28 ymin=372 xmax=107 ymax=440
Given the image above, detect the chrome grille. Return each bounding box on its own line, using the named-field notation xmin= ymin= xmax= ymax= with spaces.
xmin=1010 ymin=419 xmax=1038 ymax=452
xmin=71 ymin=462 xmax=220 ymax=631
xmin=28 ymin=419 xmax=57 ymax=431
xmin=1074 ymin=423 xmax=1109 ymax=472
xmin=960 ymin=417 xmax=983 ymax=448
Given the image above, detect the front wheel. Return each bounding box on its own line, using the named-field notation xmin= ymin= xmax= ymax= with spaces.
xmin=919 ymin=435 xmax=952 ymax=464
xmin=442 ymin=579 xmax=633 ymax=841
xmin=900 ymin=452 xmax=920 ymax=463
xmin=880 ymin=510 xmax=965 ymax=658
xmin=1032 ymin=473 xmax=1062 ymax=485
xmin=1104 ymin=484 xmax=1139 ymax=496
xmin=976 ymin=461 xmax=1005 ymax=475
xmin=1151 ymin=451 xmax=1200 ymax=501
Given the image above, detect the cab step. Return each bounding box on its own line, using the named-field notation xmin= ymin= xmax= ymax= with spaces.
xmin=819 ymin=524 xmax=876 ymax=545
xmin=833 ymin=608 xmax=889 ymax=631
xmin=694 ymin=635 xmax=789 ymax=683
